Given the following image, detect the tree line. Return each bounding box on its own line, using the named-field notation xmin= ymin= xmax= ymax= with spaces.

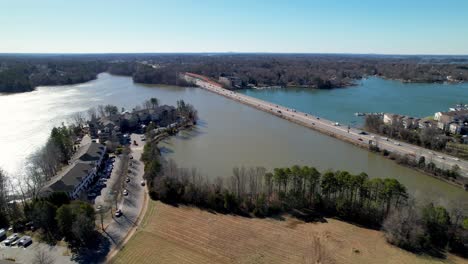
xmin=140 ymin=139 xmax=468 ymax=257
xmin=3 ymin=54 xmax=468 ymax=93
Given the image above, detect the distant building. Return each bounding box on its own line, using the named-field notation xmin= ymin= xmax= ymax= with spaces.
xmin=449 ymin=122 xmax=462 ymax=134
xmin=435 ymin=110 xmax=468 ymax=131
xmin=383 ymin=113 xmax=405 ymax=126
xmin=218 ymin=76 xmax=242 ymax=90
xmin=419 ymin=117 xmax=437 ymax=129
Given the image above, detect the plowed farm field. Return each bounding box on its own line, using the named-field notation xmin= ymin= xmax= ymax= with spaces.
xmin=112 ymin=201 xmax=467 ymax=264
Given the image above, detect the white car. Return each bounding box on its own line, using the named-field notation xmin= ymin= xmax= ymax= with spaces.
xmin=4 ymin=233 xmax=19 ymax=246
xmin=123 ymin=189 xmax=128 ymax=196
xmin=115 ymin=209 xmax=122 ymax=217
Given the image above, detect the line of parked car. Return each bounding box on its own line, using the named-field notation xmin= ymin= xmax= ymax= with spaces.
xmin=0 ymin=228 xmax=32 ymax=248
xmin=88 ymin=157 xmax=115 ymax=200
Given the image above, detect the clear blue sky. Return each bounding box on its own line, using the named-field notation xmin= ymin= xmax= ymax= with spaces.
xmin=1 ymin=0 xmax=468 ymax=54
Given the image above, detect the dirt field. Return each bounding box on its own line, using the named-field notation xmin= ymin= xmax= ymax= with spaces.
xmin=112 ymin=200 xmax=468 ymax=264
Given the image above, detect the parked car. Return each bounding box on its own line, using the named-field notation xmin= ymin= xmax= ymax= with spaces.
xmin=123 ymin=189 xmax=128 ymax=196
xmin=17 ymin=236 xmax=32 ymax=247
xmin=141 ymin=181 xmax=146 ymax=186
xmin=126 ymin=177 xmax=130 ymax=183
xmin=0 ymin=228 xmax=6 ymax=241
xmin=115 ymin=209 xmax=122 ymax=217
xmin=4 ymin=233 xmax=19 ymax=246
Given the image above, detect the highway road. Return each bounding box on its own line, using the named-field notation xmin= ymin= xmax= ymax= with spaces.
xmin=189 ymin=75 xmax=468 ymax=181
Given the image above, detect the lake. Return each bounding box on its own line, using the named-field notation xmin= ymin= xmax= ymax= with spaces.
xmin=0 ymin=73 xmax=466 ymax=201
xmin=239 ymin=77 xmax=468 ymax=127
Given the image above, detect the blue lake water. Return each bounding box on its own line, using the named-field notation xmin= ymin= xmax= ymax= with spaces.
xmin=239 ymin=77 xmax=468 ymax=126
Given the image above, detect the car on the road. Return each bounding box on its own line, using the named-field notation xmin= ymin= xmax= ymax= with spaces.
xmin=126 ymin=177 xmax=130 ymax=183
xmin=17 ymin=236 xmax=32 ymax=247
xmin=382 ymin=137 xmax=389 ymax=141
xmin=123 ymin=189 xmax=128 ymax=196
xmin=141 ymin=135 xmax=146 ymax=141
xmin=277 ymin=110 xmax=282 ymax=114
xmin=358 ymin=138 xmax=363 ymax=141
xmin=115 ymin=209 xmax=122 ymax=217
xmin=311 ymin=122 xmax=315 ymax=125
xmin=453 ymin=157 xmax=460 ymax=161
xmin=334 ymin=122 xmax=340 ymax=126
xmin=129 ymin=155 xmax=134 ymax=159
xmin=394 ymin=142 xmax=401 ymax=146
xmin=359 ymin=131 xmax=368 ymax=135
xmin=96 ymin=205 xmax=103 ymax=210
xmin=316 ymin=117 xmax=320 ymax=120
xmin=141 ymin=181 xmax=146 ymax=186
xmin=4 ymin=233 xmax=19 ymax=246
xmin=437 ymin=155 xmax=445 ymax=159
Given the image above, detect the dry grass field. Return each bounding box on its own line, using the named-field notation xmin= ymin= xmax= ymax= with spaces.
xmin=112 ymin=200 xmax=468 ymax=264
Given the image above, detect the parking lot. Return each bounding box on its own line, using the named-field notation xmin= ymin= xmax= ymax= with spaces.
xmin=0 ymin=237 xmax=74 ymax=264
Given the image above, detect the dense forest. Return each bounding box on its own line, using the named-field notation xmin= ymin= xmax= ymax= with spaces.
xmin=2 ymin=54 xmax=468 ymax=93
xmin=141 ymin=139 xmax=468 ymax=258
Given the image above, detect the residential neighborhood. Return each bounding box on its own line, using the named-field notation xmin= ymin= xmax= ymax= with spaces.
xmin=383 ymin=106 xmax=468 ymax=139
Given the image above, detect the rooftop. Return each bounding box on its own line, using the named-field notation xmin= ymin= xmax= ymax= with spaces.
xmin=75 ymin=142 xmax=106 ymax=163
xmin=46 ymin=162 xmax=95 ymax=193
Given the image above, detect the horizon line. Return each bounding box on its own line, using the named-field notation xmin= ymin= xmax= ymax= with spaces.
xmin=1 ymin=52 xmax=468 ymax=57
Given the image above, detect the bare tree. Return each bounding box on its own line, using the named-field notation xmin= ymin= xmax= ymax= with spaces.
xmin=97 ymin=105 xmax=106 ymax=118
xmin=71 ymin=111 xmax=86 ymax=126
xmin=87 ymin=107 xmax=98 ymax=121
xmin=142 ymin=100 xmax=152 ymax=110
xmin=33 ymin=247 xmax=55 ymax=264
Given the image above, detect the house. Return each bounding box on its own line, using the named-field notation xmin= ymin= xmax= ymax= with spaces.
xmin=383 ymin=113 xmax=405 ymax=126
xmin=402 ymin=116 xmax=416 ymax=129
xmin=74 ymin=142 xmax=106 ymax=164
xmin=219 ymin=76 xmax=242 ymax=89
xmin=419 ymin=117 xmax=437 ymax=129
xmin=449 ymin=122 xmax=462 ymax=134
xmin=436 ymin=110 xmax=468 ymax=131
xmin=43 ymin=162 xmax=97 ymax=199
xmin=41 ymin=142 xmax=106 ymax=199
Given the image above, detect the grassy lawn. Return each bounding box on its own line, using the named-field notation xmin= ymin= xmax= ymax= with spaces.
xmin=112 ymin=200 xmax=467 ymax=264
